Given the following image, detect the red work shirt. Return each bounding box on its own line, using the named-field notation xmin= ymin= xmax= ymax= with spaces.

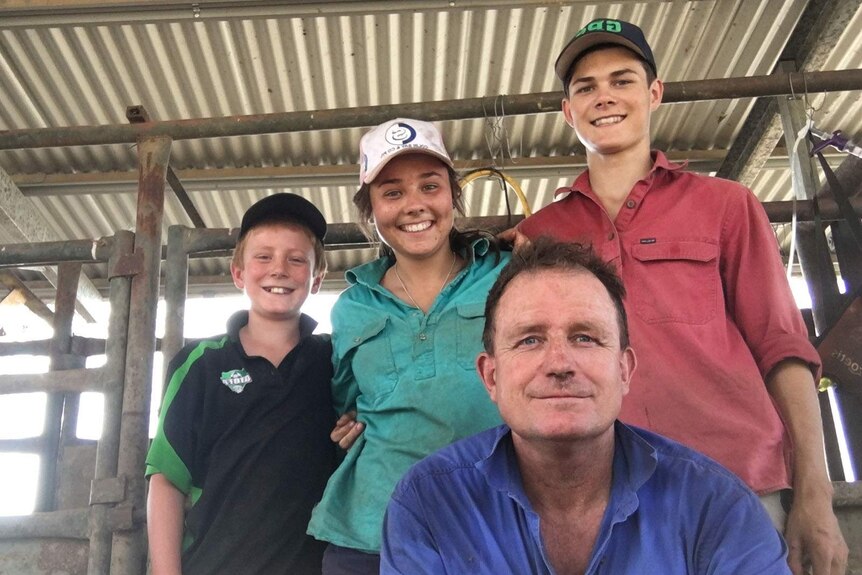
xmin=519 ymin=151 xmax=822 ymax=494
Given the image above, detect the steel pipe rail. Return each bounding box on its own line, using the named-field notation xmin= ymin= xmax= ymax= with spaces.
xmin=764 ymin=198 xmax=862 ymax=223
xmin=101 ymin=197 xmax=862 ymax=265
xmin=0 ymin=509 xmax=89 ymax=540
xmin=0 ymin=337 xmax=105 ymax=359
xmin=109 ymin=136 xmax=173 ymax=574
xmin=0 ymin=437 xmax=43 ymax=453
xmin=0 ymin=366 xmax=109 ymax=395
xmin=0 ymin=340 xmax=53 ymax=356
xmin=87 ymin=230 xmax=134 ymax=575
xmin=1 ymin=70 xmax=861 ymax=150
xmin=0 ymin=237 xmax=114 ymax=267
xmin=181 ymin=227 xmax=240 ymax=254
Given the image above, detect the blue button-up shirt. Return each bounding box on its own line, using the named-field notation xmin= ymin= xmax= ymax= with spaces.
xmin=382 ymin=422 xmax=790 ymax=574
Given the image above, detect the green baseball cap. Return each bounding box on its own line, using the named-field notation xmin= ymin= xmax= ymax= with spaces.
xmin=555 ymin=18 xmax=657 ymax=85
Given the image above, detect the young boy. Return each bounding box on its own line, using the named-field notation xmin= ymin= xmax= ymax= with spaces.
xmin=513 ymin=18 xmax=847 ymax=574
xmin=146 ymin=193 xmax=337 ymax=574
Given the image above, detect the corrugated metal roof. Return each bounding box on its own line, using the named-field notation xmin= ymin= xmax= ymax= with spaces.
xmin=1 ymin=1 xmax=860 ymax=292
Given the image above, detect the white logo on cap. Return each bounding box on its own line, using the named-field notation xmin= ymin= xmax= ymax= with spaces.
xmin=385 ymin=122 xmax=417 ymax=145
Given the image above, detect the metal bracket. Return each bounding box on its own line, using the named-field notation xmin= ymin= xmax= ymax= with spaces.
xmin=90 ymin=477 xmax=127 ymax=505
xmin=107 ymin=504 xmax=136 ymax=531
xmin=108 ymin=250 xmax=144 ymax=279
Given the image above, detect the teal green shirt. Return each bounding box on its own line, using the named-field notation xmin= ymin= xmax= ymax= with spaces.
xmin=308 ymin=240 xmax=510 ymax=552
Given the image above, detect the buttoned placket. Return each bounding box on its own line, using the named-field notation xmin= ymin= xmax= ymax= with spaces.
xmin=526 ymin=508 xmax=556 ymax=575
xmin=582 ymin=175 xmax=652 ymax=270
xmin=577 ymin=190 xmax=623 ymax=266
xmin=411 ymin=310 xmax=438 ymax=380
xmin=407 ymin=264 xmax=468 ymax=380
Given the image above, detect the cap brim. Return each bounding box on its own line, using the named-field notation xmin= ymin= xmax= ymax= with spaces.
xmin=362 ymin=147 xmax=454 ymax=185
xmin=555 ymin=33 xmax=648 ymax=83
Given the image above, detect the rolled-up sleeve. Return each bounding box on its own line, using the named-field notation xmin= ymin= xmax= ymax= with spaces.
xmin=718 ymin=185 xmax=822 ymax=381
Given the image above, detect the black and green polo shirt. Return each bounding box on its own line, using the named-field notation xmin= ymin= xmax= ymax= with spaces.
xmin=146 ymin=310 xmax=337 ymax=574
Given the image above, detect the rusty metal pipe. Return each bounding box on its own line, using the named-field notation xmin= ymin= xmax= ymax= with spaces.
xmin=161 ymin=225 xmax=189 ymax=380
xmin=88 ymin=230 xmax=134 ymax=575
xmin=1 ymin=70 xmax=861 ymax=150
xmin=35 ymin=262 xmax=84 ymax=512
xmin=764 ymin=198 xmax=862 ymax=223
xmin=110 ymin=136 xmax=172 ymax=575
xmin=140 ymin=197 xmax=862 ymax=262
xmin=0 ymin=237 xmax=113 ymax=268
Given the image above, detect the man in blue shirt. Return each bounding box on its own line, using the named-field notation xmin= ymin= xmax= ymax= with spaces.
xmin=380 ymin=238 xmax=790 ymax=575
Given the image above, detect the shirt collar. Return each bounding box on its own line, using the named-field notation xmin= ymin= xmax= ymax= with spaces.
xmin=556 ymin=150 xmax=685 ymax=198
xmin=474 ymin=425 xmax=534 ymax=509
xmin=344 ymin=236 xmax=491 ymax=288
xmin=606 ymin=421 xmax=658 ymax=524
xmin=226 ymin=310 xmax=318 ymax=343
xmin=475 ymin=422 xmax=658 ymax=517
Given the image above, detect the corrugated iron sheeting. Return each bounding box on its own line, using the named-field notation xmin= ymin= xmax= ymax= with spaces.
xmin=0 ymin=1 xmax=861 ymax=288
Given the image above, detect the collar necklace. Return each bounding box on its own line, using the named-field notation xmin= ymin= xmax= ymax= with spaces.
xmin=393 ymin=251 xmax=457 ymax=311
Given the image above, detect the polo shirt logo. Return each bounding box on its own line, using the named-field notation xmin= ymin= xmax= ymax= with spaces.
xmin=221 ymin=369 xmax=252 ymax=393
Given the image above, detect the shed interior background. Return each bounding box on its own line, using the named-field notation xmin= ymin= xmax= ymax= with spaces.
xmin=1 ymin=1 xmax=862 ymax=574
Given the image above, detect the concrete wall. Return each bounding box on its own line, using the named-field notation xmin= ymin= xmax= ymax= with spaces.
xmin=0 ymin=539 xmax=89 ymax=575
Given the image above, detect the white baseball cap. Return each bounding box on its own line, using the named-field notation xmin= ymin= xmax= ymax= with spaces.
xmin=359 ymin=118 xmax=454 ymax=185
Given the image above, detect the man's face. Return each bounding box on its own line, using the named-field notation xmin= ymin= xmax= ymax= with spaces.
xmin=477 ymin=269 xmax=636 ymax=446
xmin=561 ymin=46 xmax=663 ymax=157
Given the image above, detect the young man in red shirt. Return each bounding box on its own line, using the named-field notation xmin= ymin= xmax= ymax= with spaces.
xmin=513 ymin=18 xmax=847 ymax=575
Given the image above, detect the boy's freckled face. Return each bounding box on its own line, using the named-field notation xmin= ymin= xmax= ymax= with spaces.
xmin=230 ymin=224 xmax=321 ymax=322
xmin=561 ymin=46 xmax=662 ymax=156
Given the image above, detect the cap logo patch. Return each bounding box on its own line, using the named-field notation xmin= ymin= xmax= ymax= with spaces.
xmin=576 ymin=19 xmax=622 ymax=38
xmin=221 ymin=368 xmax=252 ymax=393
xmin=357 ymin=118 xmax=452 ymax=185
xmin=385 ymin=122 xmax=417 ymax=146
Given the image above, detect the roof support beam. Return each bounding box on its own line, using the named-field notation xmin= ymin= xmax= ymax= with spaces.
xmin=2 ymin=69 xmax=862 ymax=151
xmin=9 ymin=151 xmax=846 ymax=197
xmin=0 ymin=1 xmax=673 ymax=27
xmin=127 ymin=105 xmax=206 ymax=228
xmin=715 ymin=0 xmax=862 ymax=186
xmin=0 ymin=271 xmax=55 ymax=325
xmin=0 ymin=165 xmax=101 ymax=322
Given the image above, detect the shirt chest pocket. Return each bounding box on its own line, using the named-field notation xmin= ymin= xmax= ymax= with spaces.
xmin=628 ymin=240 xmax=719 ymax=325
xmin=455 ymin=302 xmax=487 ymax=370
xmin=344 ymin=317 xmax=399 ymax=400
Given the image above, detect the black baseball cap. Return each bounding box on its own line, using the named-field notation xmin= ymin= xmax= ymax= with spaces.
xmin=555 ymin=18 xmax=657 ymax=85
xmin=239 ymin=193 xmax=327 ymax=243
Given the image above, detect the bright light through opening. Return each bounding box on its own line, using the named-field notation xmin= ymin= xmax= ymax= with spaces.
xmin=827 ymin=387 xmax=858 ymax=481
xmin=0 ymin=392 xmax=46 ymax=439
xmin=0 ymin=454 xmax=40 ymax=516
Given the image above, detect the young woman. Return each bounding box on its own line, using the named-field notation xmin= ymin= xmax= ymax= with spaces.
xmin=307 ymin=118 xmax=510 ymax=574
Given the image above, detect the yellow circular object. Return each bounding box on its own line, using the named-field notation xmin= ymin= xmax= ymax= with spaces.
xmin=461 ymin=168 xmax=533 ymax=217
